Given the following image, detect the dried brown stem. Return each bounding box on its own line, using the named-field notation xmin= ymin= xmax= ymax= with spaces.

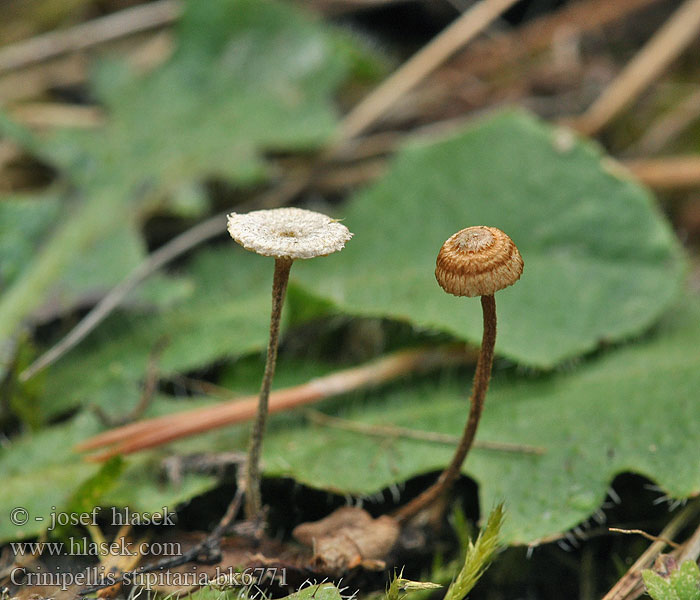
xmin=245 ymin=257 xmax=292 ymax=520
xmin=602 ymin=499 xmax=700 ymax=600
xmin=307 ymin=410 xmax=545 ymax=455
xmin=623 ymin=155 xmax=700 ymax=189
xmin=574 ymin=0 xmax=700 ymax=136
xmin=7 ymin=103 xmax=104 ymax=129
xmin=678 ymin=518 xmax=700 ymax=563
xmin=76 ymin=346 xmax=470 ymax=459
xmin=339 ymin=0 xmax=520 ymax=139
xmin=608 ymin=528 xmax=681 ymax=549
xmin=0 ymin=0 xmax=180 ymax=74
xmin=394 ymin=294 xmax=497 ymax=523
xmin=628 ymin=86 xmax=700 ymax=156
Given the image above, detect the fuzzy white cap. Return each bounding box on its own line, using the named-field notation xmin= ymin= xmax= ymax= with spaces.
xmin=227 ymin=207 xmax=352 ymax=260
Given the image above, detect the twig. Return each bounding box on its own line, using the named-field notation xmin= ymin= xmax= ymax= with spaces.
xmin=574 ymin=0 xmax=700 ymax=136
xmin=339 ymin=0 xmax=520 ymax=139
xmin=608 ymin=527 xmax=681 ymax=549
xmin=617 ymin=518 xmax=700 ymax=600
xmin=75 ymin=346 xmax=472 ymax=459
xmin=623 ymin=155 xmax=700 ymax=190
xmin=92 ymin=337 xmax=168 ymax=428
xmin=441 ymin=0 xmax=663 ymax=81
xmin=602 ymin=499 xmax=700 ymax=600
xmin=7 ymin=103 xmax=104 ymax=129
xmin=306 ymin=409 xmax=546 ymax=454
xmin=628 ymin=86 xmax=700 ymax=156
xmin=0 ymin=0 xmax=181 ymax=75
xmin=678 ymin=520 xmax=700 ymax=563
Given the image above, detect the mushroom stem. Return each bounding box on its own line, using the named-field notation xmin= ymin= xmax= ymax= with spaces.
xmin=394 ymin=294 xmax=497 ymax=523
xmin=245 ymin=256 xmax=293 ymax=520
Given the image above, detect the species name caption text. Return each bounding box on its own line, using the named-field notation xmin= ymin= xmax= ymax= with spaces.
xmin=10 ymin=567 xmax=289 ymax=592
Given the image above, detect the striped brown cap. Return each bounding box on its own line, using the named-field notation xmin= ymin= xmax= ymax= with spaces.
xmin=435 ymin=226 xmax=523 ymax=297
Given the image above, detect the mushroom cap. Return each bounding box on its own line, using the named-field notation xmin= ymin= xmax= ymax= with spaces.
xmin=227 ymin=207 xmax=352 ymax=260
xmin=435 ymin=226 xmax=523 ymax=297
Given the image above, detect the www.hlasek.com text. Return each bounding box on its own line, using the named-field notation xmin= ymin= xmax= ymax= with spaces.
xmin=11 ymin=538 xmax=181 ymax=558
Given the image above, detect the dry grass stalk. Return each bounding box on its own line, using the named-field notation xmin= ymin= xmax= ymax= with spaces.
xmin=0 ymin=0 xmax=180 ymax=74
xmin=76 ymin=346 xmax=471 ymax=459
xmin=574 ymin=0 xmax=700 ymax=135
xmin=339 ymin=0 xmax=521 ymax=139
xmin=602 ymin=500 xmax=700 ymax=600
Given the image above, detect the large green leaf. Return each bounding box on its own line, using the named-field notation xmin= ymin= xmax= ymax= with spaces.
xmin=41 ymin=246 xmax=273 ymax=418
xmin=294 ymin=111 xmax=685 ymax=368
xmin=44 ymin=0 xmax=348 ymax=188
xmin=0 ymin=193 xmax=186 ymax=319
xmin=0 ymin=412 xmax=214 ymax=542
xmin=0 ymin=193 xmax=61 ymax=288
xmin=257 ymin=295 xmax=700 ymax=544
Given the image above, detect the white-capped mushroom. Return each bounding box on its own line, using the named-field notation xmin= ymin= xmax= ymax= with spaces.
xmin=227 ymin=207 xmax=352 ymax=519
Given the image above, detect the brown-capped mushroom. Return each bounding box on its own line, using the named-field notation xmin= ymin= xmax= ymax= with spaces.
xmin=395 ymin=226 xmax=523 ymax=522
xmin=227 ymin=207 xmax=352 ymax=519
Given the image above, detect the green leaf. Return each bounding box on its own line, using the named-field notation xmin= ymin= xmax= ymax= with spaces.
xmin=46 ymin=0 xmax=348 ymax=188
xmin=48 ymin=456 xmax=125 ymax=541
xmin=0 ymin=194 xmax=186 ymax=314
xmin=0 ymin=411 xmax=215 ymax=543
xmin=284 ymin=583 xmax=345 ymax=600
xmin=643 ymin=570 xmax=677 ymax=600
xmin=643 ymin=561 xmax=700 ymax=600
xmin=672 ymin=561 xmax=700 ymax=600
xmin=258 ymin=295 xmax=700 ymax=544
xmin=63 ymin=456 xmax=124 ymax=517
xmin=294 ymin=111 xmax=685 ymax=368
xmin=40 ymin=246 xmax=272 ymax=417
xmin=0 ymin=192 xmax=61 ymax=288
